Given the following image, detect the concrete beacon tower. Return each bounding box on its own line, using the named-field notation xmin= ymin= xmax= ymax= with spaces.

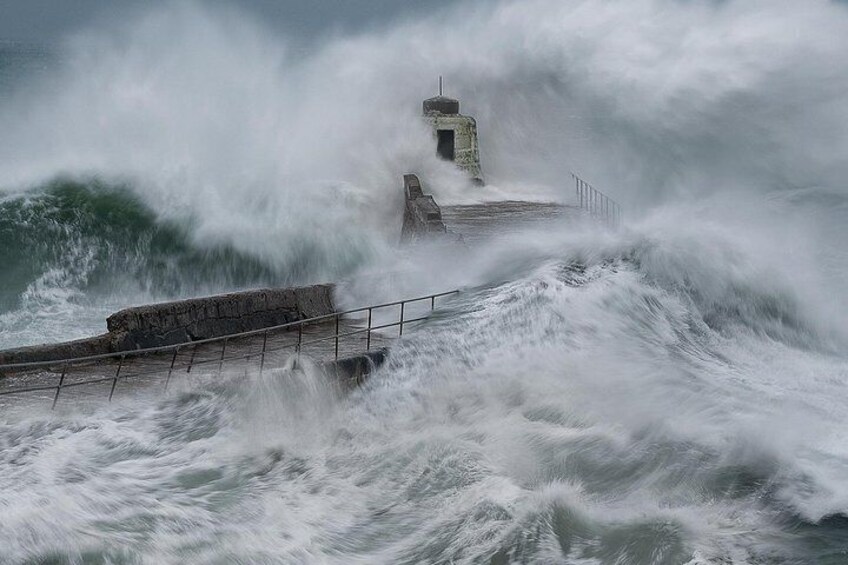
xmin=423 ymin=79 xmax=483 ymax=184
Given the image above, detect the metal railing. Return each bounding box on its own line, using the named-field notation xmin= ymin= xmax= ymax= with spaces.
xmin=0 ymin=290 xmax=459 ymax=408
xmin=572 ymin=172 xmax=621 ymax=228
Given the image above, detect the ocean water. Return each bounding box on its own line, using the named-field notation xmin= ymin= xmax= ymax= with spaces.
xmin=2 ymin=1 xmax=848 ymax=563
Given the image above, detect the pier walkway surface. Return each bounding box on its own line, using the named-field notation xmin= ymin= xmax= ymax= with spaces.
xmin=0 ymin=295 xmax=454 ymax=411
xmin=442 ymin=201 xmax=581 ymax=243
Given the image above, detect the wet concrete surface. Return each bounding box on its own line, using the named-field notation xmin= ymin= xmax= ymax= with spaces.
xmin=442 ymin=201 xmax=581 ymax=244
xmin=0 ymin=319 xmax=397 ymax=411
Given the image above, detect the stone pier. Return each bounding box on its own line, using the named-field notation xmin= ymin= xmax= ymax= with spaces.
xmin=0 ymin=284 xmax=336 ymax=367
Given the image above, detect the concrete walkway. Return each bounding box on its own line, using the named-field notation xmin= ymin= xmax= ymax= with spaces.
xmin=0 ymin=318 xmax=396 ymax=410
xmin=442 ymin=201 xmax=581 ymax=244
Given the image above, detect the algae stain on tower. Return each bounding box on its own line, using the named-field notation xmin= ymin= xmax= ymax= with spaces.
xmin=423 ymin=79 xmax=483 ymax=184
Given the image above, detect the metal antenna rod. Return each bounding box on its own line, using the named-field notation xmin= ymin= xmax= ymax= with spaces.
xmin=439 ymin=75 xmax=443 ymax=96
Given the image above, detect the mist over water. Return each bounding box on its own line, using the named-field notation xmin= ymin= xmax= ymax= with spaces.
xmin=2 ymin=0 xmax=848 ymax=337
xmin=2 ymin=0 xmax=848 ymax=562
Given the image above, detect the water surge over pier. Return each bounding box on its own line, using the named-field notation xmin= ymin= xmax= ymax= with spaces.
xmin=2 ymin=1 xmax=848 ymax=562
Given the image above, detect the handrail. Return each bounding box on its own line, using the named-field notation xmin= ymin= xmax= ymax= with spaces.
xmin=571 ymin=172 xmax=621 ymax=228
xmin=0 ymin=290 xmax=459 ymax=371
xmin=0 ymin=289 xmax=460 ymax=407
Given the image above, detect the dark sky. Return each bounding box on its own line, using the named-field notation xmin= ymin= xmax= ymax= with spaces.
xmin=0 ymin=0 xmax=464 ymax=43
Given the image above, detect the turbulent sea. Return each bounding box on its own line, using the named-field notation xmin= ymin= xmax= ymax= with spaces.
xmin=2 ymin=1 xmax=848 ymax=563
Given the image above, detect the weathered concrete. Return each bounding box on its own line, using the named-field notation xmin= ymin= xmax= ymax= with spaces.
xmin=401 ymin=174 xmax=454 ymax=242
xmin=441 ymin=201 xmax=580 ymax=244
xmin=423 ymin=94 xmax=483 ymax=182
xmin=423 ymin=95 xmax=459 ymax=115
xmin=0 ymin=284 xmax=336 ymax=367
xmin=0 ymin=334 xmax=113 ymax=367
xmin=107 ymin=284 xmax=335 ymax=350
xmin=324 ymin=348 xmax=387 ymax=389
xmin=0 ymin=335 xmax=392 ymax=408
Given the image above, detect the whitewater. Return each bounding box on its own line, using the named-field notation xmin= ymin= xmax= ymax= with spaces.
xmin=2 ymin=0 xmax=848 ymax=563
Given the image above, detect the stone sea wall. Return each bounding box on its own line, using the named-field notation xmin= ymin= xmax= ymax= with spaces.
xmin=400 ymin=173 xmax=454 ymax=242
xmin=0 ymin=284 xmax=336 ymax=367
xmin=107 ymin=284 xmax=335 ymax=350
xmin=0 ymin=334 xmax=114 ymax=367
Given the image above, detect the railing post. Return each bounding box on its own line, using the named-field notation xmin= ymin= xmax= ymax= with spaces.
xmin=109 ymin=355 xmax=124 ymax=402
xmin=259 ymin=330 xmax=268 ymax=377
xmin=574 ymin=173 xmax=621 ymax=227
xmin=290 ymin=324 xmax=303 ymax=370
xmin=399 ymin=302 xmax=405 ymax=337
xmin=296 ymin=323 xmax=303 ymax=359
xmin=580 ymin=179 xmax=585 ymax=210
xmin=576 ymin=175 xmax=580 ymax=208
xmin=334 ymin=314 xmax=340 ymax=361
xmin=52 ymin=362 xmax=68 ymax=410
xmin=431 ymin=295 xmax=436 ymax=310
xmin=218 ymin=338 xmax=228 ymax=376
xmin=164 ymin=347 xmax=179 ymax=392
xmin=186 ymin=345 xmax=197 ymax=373
xmin=366 ymin=307 xmax=373 ymax=351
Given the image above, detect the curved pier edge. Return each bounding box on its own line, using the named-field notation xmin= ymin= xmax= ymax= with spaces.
xmin=0 ymin=284 xmax=336 ymax=368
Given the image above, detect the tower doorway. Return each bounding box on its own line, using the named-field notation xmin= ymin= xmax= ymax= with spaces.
xmin=436 ymin=129 xmax=455 ymax=161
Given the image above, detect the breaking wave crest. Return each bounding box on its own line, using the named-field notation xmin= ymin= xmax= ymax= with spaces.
xmin=0 ymin=177 xmax=374 ymax=348
xmin=1 ymin=0 xmax=848 ymax=562
xmin=0 ymin=178 xmax=276 ymax=308
xmin=2 ymin=245 xmax=847 ymax=563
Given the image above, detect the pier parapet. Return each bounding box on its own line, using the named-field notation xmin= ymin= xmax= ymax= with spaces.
xmin=107 ymin=285 xmax=335 ymax=350
xmin=0 ymin=284 xmax=336 ymax=366
xmin=401 ymin=174 xmax=453 ymax=242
